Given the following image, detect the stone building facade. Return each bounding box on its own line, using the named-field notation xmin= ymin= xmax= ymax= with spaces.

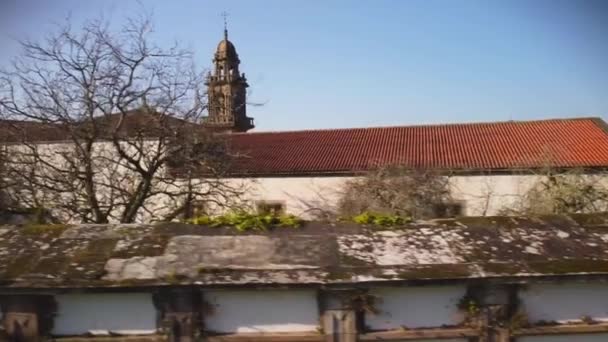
xmin=2 ymin=30 xmax=608 ymax=222
xmin=202 ymin=28 xmax=254 ymax=133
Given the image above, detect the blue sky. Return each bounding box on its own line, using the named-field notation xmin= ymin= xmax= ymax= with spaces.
xmin=0 ymin=0 xmax=607 ymax=131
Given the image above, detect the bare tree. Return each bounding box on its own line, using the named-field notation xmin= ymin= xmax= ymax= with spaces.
xmin=0 ymin=15 xmax=245 ymax=223
xmin=0 ymin=146 xmax=9 ymax=211
xmin=337 ymin=166 xmax=454 ymax=219
xmin=500 ymin=167 xmax=608 ymax=216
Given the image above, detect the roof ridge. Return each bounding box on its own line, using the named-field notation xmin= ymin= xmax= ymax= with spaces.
xmin=237 ymin=116 xmax=604 ymax=135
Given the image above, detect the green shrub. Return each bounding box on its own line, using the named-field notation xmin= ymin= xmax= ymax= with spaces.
xmin=352 ymin=212 xmax=410 ymax=227
xmin=187 ymin=212 xmax=302 ymax=232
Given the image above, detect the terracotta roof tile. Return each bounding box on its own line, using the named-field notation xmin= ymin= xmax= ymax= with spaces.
xmin=4 ymin=116 xmax=608 ymax=175
xmin=226 ymin=117 xmax=608 ymax=175
xmin=0 ymin=110 xmax=199 ymax=143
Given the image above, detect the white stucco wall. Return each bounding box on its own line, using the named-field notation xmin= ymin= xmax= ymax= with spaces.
xmin=233 ymin=176 xmax=352 ymax=218
xmin=8 ymin=141 xmax=608 ymax=222
xmin=204 ymin=289 xmax=319 ymax=333
xmin=518 ymin=335 xmax=608 ymax=342
xmin=449 ymin=174 xmax=539 ymax=216
xmin=230 ymin=174 xmax=546 ymax=219
xmin=52 ymin=293 xmax=157 ymax=336
xmin=31 ymin=283 xmax=608 ymax=337
xmin=519 ymin=283 xmax=608 ymax=324
xmin=366 ymin=286 xmax=466 ymax=330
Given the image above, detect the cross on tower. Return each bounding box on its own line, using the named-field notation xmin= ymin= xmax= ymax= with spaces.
xmin=221 ymin=11 xmax=229 ymax=39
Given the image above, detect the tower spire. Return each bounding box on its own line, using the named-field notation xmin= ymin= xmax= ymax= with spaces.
xmin=221 ymin=11 xmax=229 ymax=40
xmin=203 ymin=16 xmax=254 ymax=133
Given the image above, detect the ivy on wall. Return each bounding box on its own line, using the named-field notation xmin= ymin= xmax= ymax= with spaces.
xmin=187 ymin=212 xmax=302 ymax=232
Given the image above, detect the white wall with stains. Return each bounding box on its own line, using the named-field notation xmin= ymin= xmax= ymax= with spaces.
xmin=52 ymin=293 xmax=157 ymax=336
xmin=204 ymin=289 xmax=319 ymax=333
xmin=366 ymin=286 xmax=466 ymax=330
xmin=519 ymin=283 xmax=608 ymax=324
xmin=40 ymin=284 xmax=608 ymax=337
xmin=232 ymin=174 xmax=543 ymax=218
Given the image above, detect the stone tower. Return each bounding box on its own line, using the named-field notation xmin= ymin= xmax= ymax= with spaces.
xmin=202 ymin=27 xmax=254 ymax=132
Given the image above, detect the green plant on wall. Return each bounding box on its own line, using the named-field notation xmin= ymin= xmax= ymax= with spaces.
xmin=188 ymin=211 xmax=302 ymax=232
xmin=189 ymin=210 xmax=412 ymax=231
xmin=457 ymin=293 xmax=481 ymax=327
xmin=351 ymin=212 xmax=411 ymax=226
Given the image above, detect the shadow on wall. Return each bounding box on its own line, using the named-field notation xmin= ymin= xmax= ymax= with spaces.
xmin=0 ymin=209 xmax=56 ymax=225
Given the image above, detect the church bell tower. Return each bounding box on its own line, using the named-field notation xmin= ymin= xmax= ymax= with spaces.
xmin=202 ymin=23 xmax=254 ymax=132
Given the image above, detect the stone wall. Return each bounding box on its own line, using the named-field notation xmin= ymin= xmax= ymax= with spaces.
xmin=4 ymin=281 xmax=608 ymax=341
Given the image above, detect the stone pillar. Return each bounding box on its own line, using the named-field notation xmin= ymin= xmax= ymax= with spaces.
xmin=471 ymin=284 xmax=516 ymax=342
xmin=322 ymin=310 xmax=356 ymax=342
xmin=0 ymin=295 xmax=56 ymax=342
xmin=154 ymin=288 xmax=203 ymax=342
xmin=319 ymin=290 xmax=359 ymax=342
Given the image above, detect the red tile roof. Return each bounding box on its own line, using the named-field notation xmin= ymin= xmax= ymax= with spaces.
xmin=226 ymin=118 xmax=608 ymax=176
xmin=0 ymin=120 xmax=65 ymax=143
xmin=4 ymin=116 xmax=608 ymax=176
xmin=0 ymin=111 xmax=200 ymax=143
